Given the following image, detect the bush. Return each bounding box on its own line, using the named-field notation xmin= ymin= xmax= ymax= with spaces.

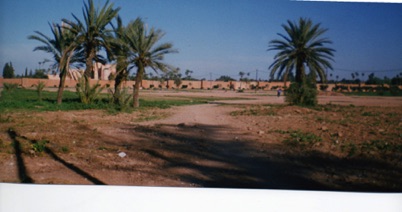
xmin=376 ymin=85 xmax=385 ymax=96
xmin=76 ymin=76 xmax=104 ymax=104
xmin=34 ymin=81 xmax=46 ymax=102
xmin=319 ymin=84 xmax=328 ymax=91
xmin=3 ymin=83 xmax=18 ymax=92
xmin=32 ymin=140 xmax=48 ymax=153
xmin=285 ymin=81 xmax=318 ymax=106
xmin=389 ymin=85 xmax=401 ymax=96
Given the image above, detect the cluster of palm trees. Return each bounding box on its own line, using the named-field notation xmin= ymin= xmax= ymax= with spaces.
xmin=29 ymin=0 xmax=177 ymax=107
xmin=29 ymin=0 xmax=333 ymax=108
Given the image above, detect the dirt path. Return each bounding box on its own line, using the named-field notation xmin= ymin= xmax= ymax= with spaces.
xmin=143 ymin=104 xmax=237 ymax=126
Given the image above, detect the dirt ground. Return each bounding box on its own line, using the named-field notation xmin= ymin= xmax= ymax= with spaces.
xmin=1 ymin=90 xmax=401 ymax=191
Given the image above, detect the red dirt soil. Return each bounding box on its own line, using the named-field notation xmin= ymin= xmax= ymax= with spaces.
xmin=0 ymin=90 xmax=401 ymax=191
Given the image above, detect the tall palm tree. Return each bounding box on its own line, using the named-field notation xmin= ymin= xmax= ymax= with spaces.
xmin=124 ymin=18 xmax=177 ymax=107
xmin=268 ymin=18 xmax=335 ymax=84
xmin=109 ymin=16 xmax=134 ymax=104
xmin=63 ymin=0 xmax=120 ymax=78
xmin=28 ymin=23 xmax=79 ymax=104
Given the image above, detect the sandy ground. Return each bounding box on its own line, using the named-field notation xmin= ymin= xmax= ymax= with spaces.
xmin=0 ymin=90 xmax=401 ymax=191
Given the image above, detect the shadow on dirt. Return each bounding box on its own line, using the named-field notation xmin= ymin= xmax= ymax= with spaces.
xmin=8 ymin=128 xmax=34 ymax=183
xmin=113 ymin=123 xmax=402 ymax=192
xmin=7 ymin=128 xmax=105 ymax=185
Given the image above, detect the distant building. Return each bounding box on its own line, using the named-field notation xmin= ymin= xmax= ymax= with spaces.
xmin=48 ymin=62 xmax=117 ymax=81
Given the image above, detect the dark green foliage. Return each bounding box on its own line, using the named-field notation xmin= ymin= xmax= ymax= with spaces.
xmin=285 ymin=81 xmax=318 ymax=106
xmin=2 ymin=62 xmax=15 ymax=78
xmin=319 ymin=84 xmax=328 ymax=91
xmin=31 ymin=69 xmax=48 ymax=79
xmin=389 ymin=85 xmax=401 ymax=96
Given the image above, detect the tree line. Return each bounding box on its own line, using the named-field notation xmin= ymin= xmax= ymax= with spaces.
xmin=27 ymin=0 xmax=177 ymax=107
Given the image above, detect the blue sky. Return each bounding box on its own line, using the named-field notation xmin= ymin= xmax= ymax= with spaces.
xmin=0 ymin=0 xmax=401 ymax=81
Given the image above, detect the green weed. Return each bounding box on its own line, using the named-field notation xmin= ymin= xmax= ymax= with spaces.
xmin=282 ymin=130 xmax=322 ymax=148
xmin=34 ymin=81 xmax=46 ymax=102
xmin=231 ymin=106 xmax=277 ymax=116
xmin=32 ymin=140 xmax=48 ymax=153
xmin=60 ymin=146 xmax=69 ymax=153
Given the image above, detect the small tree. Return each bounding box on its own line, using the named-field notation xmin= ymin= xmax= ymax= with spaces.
xmin=216 ymin=75 xmax=235 ymax=82
xmin=76 ymin=76 xmax=104 ymax=104
xmin=2 ymin=62 xmax=15 ymax=78
xmin=35 ymin=81 xmax=46 ymax=102
xmin=239 ymin=71 xmax=245 ymax=89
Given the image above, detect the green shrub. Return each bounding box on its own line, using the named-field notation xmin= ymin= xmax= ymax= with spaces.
xmin=34 ymin=81 xmax=46 ymax=102
xmin=76 ymin=76 xmax=104 ymax=104
xmin=389 ymin=85 xmax=401 ymax=96
xmin=376 ymin=85 xmax=385 ymax=96
xmin=319 ymin=84 xmax=328 ymax=91
xmin=3 ymin=83 xmax=18 ymax=92
xmin=61 ymin=146 xmax=69 ymax=153
xmin=32 ymin=140 xmax=48 ymax=153
xmin=285 ymin=81 xmax=318 ymax=106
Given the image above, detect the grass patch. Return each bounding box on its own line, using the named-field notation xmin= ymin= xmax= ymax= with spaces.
xmin=0 ymin=88 xmax=219 ymax=113
xmin=231 ymin=105 xmax=279 ymax=116
xmin=341 ymin=139 xmax=402 ymax=157
xmin=343 ymin=91 xmax=402 ymax=97
xmin=273 ymin=129 xmax=322 ymax=148
xmin=133 ymin=110 xmax=169 ymax=122
xmin=284 ymin=130 xmax=322 ymax=148
xmin=361 ymin=111 xmax=379 ymax=117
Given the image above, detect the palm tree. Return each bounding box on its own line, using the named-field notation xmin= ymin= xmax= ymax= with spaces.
xmin=63 ymin=0 xmax=120 ymax=78
xmin=109 ymin=16 xmax=131 ymax=104
xmin=268 ymin=18 xmax=335 ymax=84
xmin=28 ymin=23 xmax=78 ymax=104
xmin=124 ymin=18 xmax=177 ymax=107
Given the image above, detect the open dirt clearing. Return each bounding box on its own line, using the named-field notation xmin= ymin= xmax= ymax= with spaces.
xmin=1 ymin=90 xmax=401 ymax=191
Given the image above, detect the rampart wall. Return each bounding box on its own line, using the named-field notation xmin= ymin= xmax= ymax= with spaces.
xmin=0 ymin=77 xmax=400 ymax=91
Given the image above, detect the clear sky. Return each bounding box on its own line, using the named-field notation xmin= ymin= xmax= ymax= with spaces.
xmin=0 ymin=0 xmax=401 ymax=81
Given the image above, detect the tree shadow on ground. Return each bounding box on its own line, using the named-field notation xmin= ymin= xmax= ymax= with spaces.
xmin=7 ymin=128 xmax=105 ymax=185
xmin=114 ymin=123 xmax=402 ymax=192
xmin=7 ymin=128 xmax=34 ymax=183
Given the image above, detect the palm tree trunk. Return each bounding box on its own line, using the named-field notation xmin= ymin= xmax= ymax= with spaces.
xmin=56 ymin=69 xmax=67 ymax=105
xmin=113 ymin=60 xmax=127 ymax=104
xmin=295 ymin=59 xmax=305 ymax=84
xmin=114 ymin=74 xmax=123 ymax=104
xmin=133 ymin=64 xmax=144 ymax=108
xmin=85 ymin=47 xmax=95 ymax=78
